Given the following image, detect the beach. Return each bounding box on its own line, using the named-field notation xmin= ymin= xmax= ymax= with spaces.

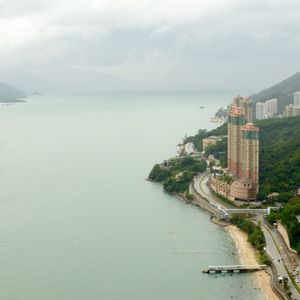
xmin=227 ymin=225 xmax=279 ymax=300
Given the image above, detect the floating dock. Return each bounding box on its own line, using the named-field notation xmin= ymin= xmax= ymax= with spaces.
xmin=202 ymin=265 xmax=266 ymax=274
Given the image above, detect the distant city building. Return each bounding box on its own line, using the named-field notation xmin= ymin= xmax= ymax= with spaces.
xmin=256 ymin=98 xmax=278 ymax=120
xmin=293 ymin=105 xmax=300 ymax=116
xmin=284 ymin=104 xmax=300 ymax=117
xmin=284 ymin=104 xmax=294 ymax=117
xmin=210 ymin=95 xmax=259 ymax=201
xmin=202 ymin=136 xmax=223 ymax=151
xmin=266 ymin=98 xmax=278 ymax=117
xmin=256 ymin=102 xmax=264 ymax=120
xmin=294 ymin=91 xmax=300 ymax=106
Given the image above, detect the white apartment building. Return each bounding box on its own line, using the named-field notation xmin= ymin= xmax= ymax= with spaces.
xmin=256 ymin=102 xmax=264 ymax=120
xmin=294 ymin=91 xmax=300 ymax=106
xmin=284 ymin=104 xmax=300 ymax=117
xmin=256 ymin=98 xmax=278 ymax=120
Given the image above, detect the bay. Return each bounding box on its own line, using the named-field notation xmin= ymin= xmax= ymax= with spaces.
xmin=0 ymin=93 xmax=263 ymax=299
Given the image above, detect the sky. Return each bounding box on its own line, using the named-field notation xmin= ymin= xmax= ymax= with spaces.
xmin=0 ymin=0 xmax=300 ymax=93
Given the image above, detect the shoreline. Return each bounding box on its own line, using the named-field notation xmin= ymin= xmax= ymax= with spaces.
xmin=226 ymin=225 xmax=279 ymax=300
xmin=177 ymin=191 xmax=280 ymax=300
xmin=148 ymin=179 xmax=281 ymax=299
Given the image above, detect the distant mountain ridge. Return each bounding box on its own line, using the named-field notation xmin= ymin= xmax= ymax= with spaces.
xmin=214 ymin=72 xmax=300 ymax=118
xmin=0 ymin=82 xmax=27 ymax=102
xmin=249 ymin=72 xmax=300 ymax=102
xmin=249 ymin=72 xmax=300 ymax=114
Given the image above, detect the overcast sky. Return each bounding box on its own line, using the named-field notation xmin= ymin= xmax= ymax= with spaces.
xmin=1 ymin=0 xmax=300 ymax=93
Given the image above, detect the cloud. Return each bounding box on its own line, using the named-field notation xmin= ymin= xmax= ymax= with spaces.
xmin=150 ymin=26 xmax=172 ymax=37
xmin=0 ymin=0 xmax=300 ymax=92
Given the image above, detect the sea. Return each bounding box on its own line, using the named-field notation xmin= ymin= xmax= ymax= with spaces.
xmin=0 ymin=93 xmax=264 ymax=300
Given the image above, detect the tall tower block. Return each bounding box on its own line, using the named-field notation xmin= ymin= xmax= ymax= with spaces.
xmin=227 ymin=105 xmax=246 ymax=177
xmin=240 ymin=97 xmax=253 ymax=123
xmin=241 ymin=123 xmax=259 ymax=183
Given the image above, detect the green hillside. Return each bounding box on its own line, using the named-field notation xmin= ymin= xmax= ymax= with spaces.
xmin=214 ymin=72 xmax=300 ymax=118
xmin=250 ymin=72 xmax=300 ymax=102
xmin=267 ymin=198 xmax=300 ymax=254
xmin=250 ymin=72 xmax=300 ymax=115
xmin=185 ymin=116 xmax=300 ymax=199
xmin=257 ymin=116 xmax=300 ymax=197
xmin=184 ymin=125 xmax=227 ymax=151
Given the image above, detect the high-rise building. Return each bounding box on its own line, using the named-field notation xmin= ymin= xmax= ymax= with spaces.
xmin=294 ymin=91 xmax=300 ymax=106
xmin=227 ymin=96 xmax=259 ymax=200
xmin=256 ymin=98 xmax=277 ymax=119
xmin=241 ymin=123 xmax=259 ymax=183
xmin=267 ymin=98 xmax=278 ymax=116
xmin=240 ymin=97 xmax=253 ymax=123
xmin=228 ymin=96 xmax=254 ymax=178
xmin=210 ymin=95 xmax=259 ymax=201
xmin=256 ymin=102 xmax=264 ymax=120
xmin=227 ymin=105 xmax=246 ymax=177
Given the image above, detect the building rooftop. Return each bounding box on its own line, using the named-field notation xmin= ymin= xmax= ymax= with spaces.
xmin=242 ymin=123 xmax=259 ymax=132
xmin=229 ymin=105 xmax=243 ymax=116
xmin=267 ymin=192 xmax=279 ymax=199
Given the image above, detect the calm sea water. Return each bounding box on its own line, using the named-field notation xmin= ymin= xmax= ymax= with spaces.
xmin=0 ymin=94 xmax=264 ymax=300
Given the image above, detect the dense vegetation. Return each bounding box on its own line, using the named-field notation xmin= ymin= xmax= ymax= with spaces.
xmin=204 ymin=138 xmax=227 ymax=168
xmin=267 ymin=198 xmax=300 ymax=255
xmin=257 ymin=116 xmax=300 ymax=198
xmin=184 ymin=124 xmax=227 ymax=152
xmin=230 ymin=216 xmax=270 ymax=265
xmin=148 ymin=157 xmax=207 ymax=194
xmin=185 ymin=115 xmax=300 ymax=200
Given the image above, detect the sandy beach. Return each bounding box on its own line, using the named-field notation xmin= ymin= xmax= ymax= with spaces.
xmin=227 ymin=225 xmax=279 ymax=300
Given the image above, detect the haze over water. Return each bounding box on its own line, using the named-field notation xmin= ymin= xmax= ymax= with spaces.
xmin=0 ymin=94 xmax=263 ymax=299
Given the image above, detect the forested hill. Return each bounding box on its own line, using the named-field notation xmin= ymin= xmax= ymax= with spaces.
xmin=0 ymin=82 xmax=27 ymax=102
xmin=185 ymin=116 xmax=300 ymax=197
xmin=214 ymin=72 xmax=300 ymax=117
xmin=257 ymin=116 xmax=300 ymax=197
xmin=250 ymin=72 xmax=300 ymax=102
xmin=249 ymin=72 xmax=300 ymax=114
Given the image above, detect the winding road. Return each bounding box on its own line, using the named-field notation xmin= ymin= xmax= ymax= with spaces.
xmin=192 ymin=171 xmax=300 ymax=300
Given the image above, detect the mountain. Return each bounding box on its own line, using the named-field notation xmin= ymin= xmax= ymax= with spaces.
xmin=0 ymin=66 xmax=132 ymax=95
xmin=255 ymin=116 xmax=300 ymax=196
xmin=0 ymin=82 xmax=27 ymax=102
xmin=250 ymin=72 xmax=300 ymax=102
xmin=249 ymin=72 xmax=300 ymax=114
xmin=213 ymin=72 xmax=300 ymax=118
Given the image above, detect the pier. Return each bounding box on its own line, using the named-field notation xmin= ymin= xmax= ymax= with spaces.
xmin=202 ymin=265 xmax=266 ymax=274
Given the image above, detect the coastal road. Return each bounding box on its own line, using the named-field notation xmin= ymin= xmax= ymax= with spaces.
xmin=193 ymin=172 xmax=231 ymax=210
xmin=260 ymin=223 xmax=300 ymax=300
xmin=193 ymin=171 xmax=300 ymax=299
